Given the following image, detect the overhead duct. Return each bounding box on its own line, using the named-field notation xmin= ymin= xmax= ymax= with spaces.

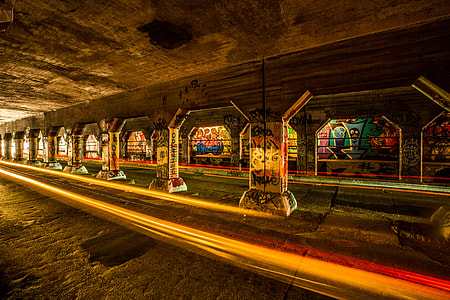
xmin=0 ymin=0 xmax=15 ymax=34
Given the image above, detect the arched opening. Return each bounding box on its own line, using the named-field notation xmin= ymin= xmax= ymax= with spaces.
xmin=124 ymin=130 xmax=147 ymax=160
xmin=85 ymin=134 xmax=99 ymax=159
xmin=422 ymin=111 xmax=450 ymax=182
xmin=189 ymin=125 xmax=232 ymax=165
xmin=316 ymin=116 xmax=400 ymax=179
xmin=58 ymin=136 xmax=67 ymax=157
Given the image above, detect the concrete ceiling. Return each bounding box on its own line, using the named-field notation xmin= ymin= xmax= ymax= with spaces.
xmin=1 ymin=0 xmax=449 ymax=124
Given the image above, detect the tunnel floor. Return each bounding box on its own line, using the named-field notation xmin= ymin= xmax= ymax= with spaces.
xmin=0 ymin=160 xmax=449 ymax=298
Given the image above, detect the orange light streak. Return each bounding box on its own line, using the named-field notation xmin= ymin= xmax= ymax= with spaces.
xmin=0 ymin=166 xmax=449 ymax=299
xmin=290 ymin=180 xmax=450 ymax=197
xmin=0 ymin=160 xmax=271 ymax=218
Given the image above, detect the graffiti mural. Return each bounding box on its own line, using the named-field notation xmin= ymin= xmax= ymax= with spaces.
xmin=169 ymin=128 xmax=179 ymax=179
xmin=73 ymin=135 xmax=83 ymax=164
xmin=191 ymin=126 xmax=231 ymax=156
xmin=109 ymin=132 xmax=120 ymax=171
xmin=85 ymin=135 xmax=99 ymax=158
xmin=156 ymin=129 xmax=169 ymax=179
xmin=250 ymin=122 xmax=287 ymax=193
xmin=48 ymin=136 xmax=57 ymax=162
xmin=126 ymin=131 xmax=147 ymax=157
xmin=58 ymin=136 xmax=67 ymax=156
xmin=423 ymin=112 xmax=450 ymax=162
xmin=242 ymin=124 xmax=297 ymax=160
xmin=317 ymin=117 xmax=399 ymax=160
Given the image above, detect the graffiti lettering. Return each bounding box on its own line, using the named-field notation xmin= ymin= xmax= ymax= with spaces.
xmin=251 ymin=173 xmax=280 ymax=186
xmin=251 ymin=125 xmax=273 ymax=138
xmin=248 ymin=108 xmax=281 ymax=122
xmin=403 ymin=136 xmax=420 ymax=166
xmin=179 ymin=79 xmax=208 ymax=104
xmin=224 ymin=115 xmax=241 ymax=128
xmin=290 ymin=114 xmax=312 ymax=126
xmin=174 ymin=114 xmax=188 ymax=127
xmin=246 ymin=189 xmax=278 ymax=208
xmin=391 ymin=110 xmax=420 ymax=124
xmin=251 ymin=145 xmax=280 ymax=176
xmin=169 ymin=129 xmax=179 ymax=179
xmin=355 ymin=108 xmax=383 ymax=117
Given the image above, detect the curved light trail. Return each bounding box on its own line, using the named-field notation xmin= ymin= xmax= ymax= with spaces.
xmin=0 ymin=160 xmax=274 ymax=218
xmin=0 ymin=163 xmax=449 ymax=299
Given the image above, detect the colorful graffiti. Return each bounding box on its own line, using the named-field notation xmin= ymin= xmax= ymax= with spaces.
xmin=126 ymin=131 xmax=147 ymax=156
xmin=250 ymin=122 xmax=287 ymax=193
xmin=85 ymin=135 xmax=99 ymax=158
xmin=73 ymin=135 xmax=83 ymax=164
xmin=58 ymin=136 xmax=67 ymax=156
xmin=242 ymin=125 xmax=297 ymax=159
xmin=191 ymin=126 xmax=231 ymax=156
xmin=48 ymin=136 xmax=57 ymax=162
xmin=109 ymin=132 xmax=120 ymax=171
xmin=423 ymin=112 xmax=450 ymax=162
xmin=317 ymin=117 xmax=399 ymax=160
xmin=156 ymin=129 xmax=169 ymax=179
xmin=169 ymin=128 xmax=179 ymax=179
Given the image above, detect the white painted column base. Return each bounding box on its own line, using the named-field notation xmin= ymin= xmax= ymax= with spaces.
xmin=45 ymin=162 xmax=63 ymax=170
xmin=96 ymin=170 xmax=127 ymax=180
xmin=239 ymin=189 xmax=297 ymax=217
xmin=149 ymin=177 xmax=187 ymax=193
xmin=13 ymin=158 xmax=27 ymax=164
xmin=63 ymin=164 xmax=89 ymax=174
xmin=431 ymin=206 xmax=450 ymax=241
xmin=27 ymin=160 xmax=42 ymax=167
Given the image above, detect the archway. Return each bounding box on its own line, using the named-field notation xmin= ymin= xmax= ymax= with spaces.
xmin=316 ymin=116 xmax=400 ymax=179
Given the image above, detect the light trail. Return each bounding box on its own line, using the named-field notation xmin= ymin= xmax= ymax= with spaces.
xmin=0 ymin=160 xmax=273 ymax=218
xmin=290 ymin=180 xmax=450 ymax=197
xmin=0 ymin=166 xmax=449 ymax=299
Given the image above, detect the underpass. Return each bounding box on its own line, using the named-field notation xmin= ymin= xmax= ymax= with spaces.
xmin=1 ymin=160 xmax=449 ymax=299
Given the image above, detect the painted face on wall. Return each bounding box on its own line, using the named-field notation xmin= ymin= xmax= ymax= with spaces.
xmin=350 ymin=128 xmax=360 ymax=143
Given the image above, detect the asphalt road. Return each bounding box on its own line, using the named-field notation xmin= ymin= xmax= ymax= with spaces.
xmin=0 ymin=171 xmax=333 ymax=299
xmin=1 ymin=160 xmax=449 ymax=299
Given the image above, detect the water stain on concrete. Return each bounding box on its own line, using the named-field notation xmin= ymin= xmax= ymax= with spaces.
xmin=81 ymin=227 xmax=156 ymax=267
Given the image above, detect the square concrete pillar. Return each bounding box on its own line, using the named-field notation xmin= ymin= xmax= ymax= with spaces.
xmin=150 ymin=127 xmax=187 ymax=193
xmin=240 ymin=121 xmax=297 ymax=216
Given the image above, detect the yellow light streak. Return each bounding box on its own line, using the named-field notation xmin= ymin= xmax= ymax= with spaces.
xmin=290 ymin=180 xmax=450 ymax=197
xmin=0 ymin=166 xmax=449 ymax=299
xmin=0 ymin=160 xmax=272 ymax=218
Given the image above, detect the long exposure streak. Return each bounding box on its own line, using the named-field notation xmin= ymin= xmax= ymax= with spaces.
xmin=0 ymin=165 xmax=449 ymax=299
xmin=0 ymin=161 xmax=272 ymax=218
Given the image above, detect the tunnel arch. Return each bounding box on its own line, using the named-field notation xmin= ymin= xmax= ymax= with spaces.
xmin=422 ymin=111 xmax=450 ymax=182
xmin=315 ymin=116 xmax=401 ymax=179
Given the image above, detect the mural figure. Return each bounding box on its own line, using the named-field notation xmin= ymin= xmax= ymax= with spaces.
xmin=191 ymin=126 xmax=230 ymax=156
xmin=318 ymin=117 xmax=399 ymax=160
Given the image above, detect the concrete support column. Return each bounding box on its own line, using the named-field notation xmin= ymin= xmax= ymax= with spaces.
xmin=230 ymin=128 xmax=240 ymax=167
xmin=27 ymin=129 xmax=41 ymax=166
xmin=150 ymin=109 xmax=189 ymax=193
xmin=180 ymin=129 xmax=190 ymax=164
xmin=45 ymin=126 xmax=63 ymax=170
xmin=42 ymin=136 xmax=48 ymax=163
xmin=14 ymin=132 xmax=26 ymax=163
xmin=4 ymin=133 xmax=12 ymax=160
xmin=150 ymin=127 xmax=187 ymax=193
xmin=64 ymin=124 xmax=88 ymax=174
xmin=239 ymin=121 xmax=297 ymax=216
xmin=96 ymin=118 xmax=126 ymax=180
xmin=47 ymin=134 xmax=62 ymax=170
xmin=0 ymin=136 xmax=2 ymax=158
xmin=401 ymin=131 xmax=421 ymax=181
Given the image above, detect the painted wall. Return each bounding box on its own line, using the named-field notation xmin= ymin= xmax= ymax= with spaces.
xmin=191 ymin=126 xmax=231 ymax=157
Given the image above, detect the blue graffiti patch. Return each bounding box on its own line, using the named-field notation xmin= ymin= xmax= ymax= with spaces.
xmin=195 ymin=141 xmax=224 ymax=155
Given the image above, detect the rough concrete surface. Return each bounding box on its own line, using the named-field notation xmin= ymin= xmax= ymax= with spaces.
xmin=0 ymin=175 xmax=333 ymax=299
